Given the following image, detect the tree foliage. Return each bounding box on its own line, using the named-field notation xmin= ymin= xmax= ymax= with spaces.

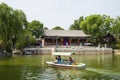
xmin=44 ymin=27 xmax=49 ymax=30
xmin=111 ymin=16 xmax=120 ymax=40
xmin=15 ymin=31 xmax=36 ymax=49
xmin=28 ymin=20 xmax=45 ymax=38
xmin=52 ymin=26 xmax=64 ymax=30
xmin=69 ymin=16 xmax=84 ymax=30
xmin=80 ymin=14 xmax=114 ymax=44
xmin=0 ymin=3 xmax=27 ymax=52
xmin=69 ymin=14 xmax=120 ymax=48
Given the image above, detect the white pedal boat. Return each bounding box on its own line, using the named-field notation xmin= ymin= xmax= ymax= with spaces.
xmin=46 ymin=52 xmax=86 ymax=69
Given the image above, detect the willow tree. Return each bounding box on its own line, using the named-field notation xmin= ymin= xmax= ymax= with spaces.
xmin=0 ymin=3 xmax=27 ymax=53
xmin=0 ymin=3 xmax=13 ymax=52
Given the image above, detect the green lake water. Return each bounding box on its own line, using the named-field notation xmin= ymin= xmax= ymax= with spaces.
xmin=0 ymin=54 xmax=120 ymax=80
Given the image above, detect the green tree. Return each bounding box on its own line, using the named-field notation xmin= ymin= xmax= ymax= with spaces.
xmin=0 ymin=3 xmax=27 ymax=52
xmin=111 ymin=16 xmax=120 ymax=40
xmin=0 ymin=3 xmax=13 ymax=52
xmin=15 ymin=31 xmax=36 ymax=49
xmin=69 ymin=16 xmax=84 ymax=30
xmin=52 ymin=26 xmax=64 ymax=30
xmin=12 ymin=9 xmax=28 ymax=47
xmin=80 ymin=14 xmax=112 ymax=44
xmin=44 ymin=27 xmax=49 ymax=30
xmin=109 ymin=16 xmax=120 ymax=48
xmin=28 ymin=20 xmax=45 ymax=38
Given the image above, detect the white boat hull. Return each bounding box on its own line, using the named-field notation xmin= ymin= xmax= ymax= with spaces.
xmin=46 ymin=61 xmax=86 ymax=69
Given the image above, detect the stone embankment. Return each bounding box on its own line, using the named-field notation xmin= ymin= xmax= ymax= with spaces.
xmin=24 ymin=47 xmax=113 ymax=55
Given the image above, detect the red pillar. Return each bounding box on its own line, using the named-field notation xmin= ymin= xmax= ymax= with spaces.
xmin=78 ymin=38 xmax=80 ymax=45
xmin=52 ymin=37 xmax=54 ymax=45
xmin=69 ymin=38 xmax=71 ymax=46
xmin=60 ymin=38 xmax=63 ymax=46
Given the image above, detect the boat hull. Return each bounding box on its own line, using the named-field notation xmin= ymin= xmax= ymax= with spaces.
xmin=46 ymin=61 xmax=86 ymax=69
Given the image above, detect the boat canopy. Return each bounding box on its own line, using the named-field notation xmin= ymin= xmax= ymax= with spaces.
xmin=52 ymin=52 xmax=75 ymax=56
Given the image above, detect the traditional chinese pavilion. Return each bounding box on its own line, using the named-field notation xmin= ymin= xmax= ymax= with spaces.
xmin=41 ymin=30 xmax=90 ymax=47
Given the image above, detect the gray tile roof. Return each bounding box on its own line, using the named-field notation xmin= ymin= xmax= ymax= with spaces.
xmin=44 ymin=30 xmax=89 ymax=37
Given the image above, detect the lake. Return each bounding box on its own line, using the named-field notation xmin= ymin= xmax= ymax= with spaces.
xmin=0 ymin=54 xmax=120 ymax=80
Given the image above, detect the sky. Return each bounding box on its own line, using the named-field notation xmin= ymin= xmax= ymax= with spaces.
xmin=0 ymin=0 xmax=120 ymax=30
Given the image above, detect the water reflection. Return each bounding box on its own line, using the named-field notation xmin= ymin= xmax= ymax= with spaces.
xmin=0 ymin=54 xmax=120 ymax=80
xmin=20 ymin=67 xmax=120 ymax=80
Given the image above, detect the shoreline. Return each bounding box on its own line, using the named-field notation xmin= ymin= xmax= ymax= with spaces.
xmin=24 ymin=47 xmax=113 ymax=55
xmin=113 ymin=49 xmax=120 ymax=55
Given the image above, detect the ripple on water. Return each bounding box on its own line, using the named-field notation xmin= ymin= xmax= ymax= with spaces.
xmin=21 ymin=67 xmax=120 ymax=80
xmin=86 ymin=68 xmax=120 ymax=80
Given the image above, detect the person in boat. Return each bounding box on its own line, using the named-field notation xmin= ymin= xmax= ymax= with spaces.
xmin=54 ymin=56 xmax=58 ymax=63
xmin=57 ymin=55 xmax=62 ymax=64
xmin=69 ymin=57 xmax=74 ymax=65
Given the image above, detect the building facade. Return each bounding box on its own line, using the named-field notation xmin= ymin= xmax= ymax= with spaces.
xmin=42 ymin=30 xmax=90 ymax=47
